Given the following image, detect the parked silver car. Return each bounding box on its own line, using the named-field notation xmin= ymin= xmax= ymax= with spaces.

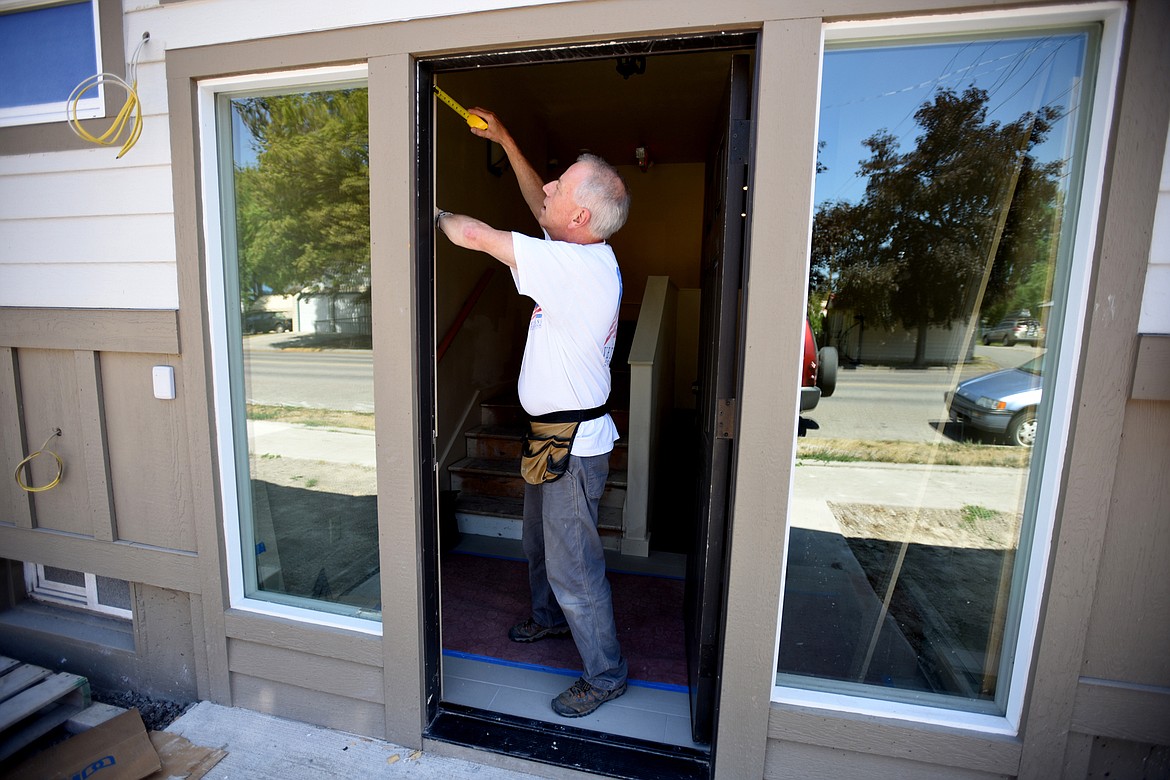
xmin=945 ymin=356 xmax=1043 ymax=446
xmin=982 ymin=317 xmax=1045 ymax=346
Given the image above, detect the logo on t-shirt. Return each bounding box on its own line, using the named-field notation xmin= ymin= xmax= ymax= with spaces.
xmin=602 ymin=317 xmax=618 ymax=366
xmin=529 ymin=304 xmax=543 ymax=330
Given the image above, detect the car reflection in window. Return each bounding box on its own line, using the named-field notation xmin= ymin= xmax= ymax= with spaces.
xmin=945 ymin=355 xmax=1043 ymax=447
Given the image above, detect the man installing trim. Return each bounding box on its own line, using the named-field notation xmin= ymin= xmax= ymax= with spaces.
xmin=435 ymin=106 xmax=630 ymax=718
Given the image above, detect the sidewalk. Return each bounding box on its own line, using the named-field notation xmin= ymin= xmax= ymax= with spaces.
xmin=165 ymin=701 xmax=539 ymax=779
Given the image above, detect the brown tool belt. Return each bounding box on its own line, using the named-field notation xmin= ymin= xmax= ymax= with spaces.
xmin=520 ymin=403 xmax=608 ymax=485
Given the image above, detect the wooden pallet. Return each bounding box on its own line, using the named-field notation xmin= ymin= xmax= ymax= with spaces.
xmin=0 ymin=656 xmax=91 ymax=763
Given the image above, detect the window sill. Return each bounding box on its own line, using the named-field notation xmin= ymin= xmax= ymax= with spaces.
xmin=767 ymin=699 xmax=1022 ymax=776
xmin=0 ymin=601 xmax=133 ymax=653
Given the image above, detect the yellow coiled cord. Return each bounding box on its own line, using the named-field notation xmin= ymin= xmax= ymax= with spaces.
xmin=66 ymin=32 xmax=148 ymax=159
xmin=15 ymin=430 xmax=64 ymax=494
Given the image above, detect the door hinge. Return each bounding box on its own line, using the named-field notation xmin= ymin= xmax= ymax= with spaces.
xmin=716 ymin=398 xmax=736 ymax=439
xmin=730 ymin=119 xmax=752 ymax=164
xmin=699 ymin=643 xmax=718 ymax=678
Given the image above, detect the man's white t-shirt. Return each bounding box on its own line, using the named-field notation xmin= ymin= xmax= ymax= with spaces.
xmin=510 ymin=231 xmax=622 ymax=457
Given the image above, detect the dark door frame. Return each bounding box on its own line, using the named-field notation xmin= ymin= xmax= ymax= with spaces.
xmin=686 ymin=52 xmax=751 ymax=746
xmin=415 ymin=32 xmax=757 ymax=780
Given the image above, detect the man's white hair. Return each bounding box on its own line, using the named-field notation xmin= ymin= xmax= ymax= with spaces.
xmin=573 ymin=153 xmax=630 ymax=240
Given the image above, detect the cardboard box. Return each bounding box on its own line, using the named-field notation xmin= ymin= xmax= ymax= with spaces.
xmin=8 ymin=708 xmax=161 ymax=780
xmin=147 ymin=731 xmax=226 ymax=779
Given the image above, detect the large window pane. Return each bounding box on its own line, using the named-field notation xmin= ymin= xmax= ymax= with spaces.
xmin=777 ymin=28 xmax=1095 ymax=711
xmin=220 ymin=86 xmax=377 ymax=621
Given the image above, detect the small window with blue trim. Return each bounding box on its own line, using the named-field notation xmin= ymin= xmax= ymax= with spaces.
xmin=0 ymin=0 xmax=101 ymax=128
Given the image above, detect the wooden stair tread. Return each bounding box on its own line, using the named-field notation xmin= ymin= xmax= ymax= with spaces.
xmin=466 ymin=425 xmax=628 ymax=448
xmin=454 ymin=494 xmax=624 ymax=530
xmin=449 ymin=457 xmax=627 ymax=487
xmin=465 ymin=424 xmax=524 ymax=440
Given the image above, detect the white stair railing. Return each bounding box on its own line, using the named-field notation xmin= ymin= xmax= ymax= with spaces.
xmin=622 ymin=276 xmax=677 ymax=556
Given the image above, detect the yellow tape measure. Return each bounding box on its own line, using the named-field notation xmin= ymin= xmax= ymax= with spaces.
xmin=433 ymin=85 xmax=489 ymax=130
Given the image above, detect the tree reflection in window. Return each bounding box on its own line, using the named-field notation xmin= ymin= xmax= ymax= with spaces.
xmin=232 ymin=90 xmax=371 ymax=308
xmin=813 ymin=87 xmax=1061 ymax=366
xmin=781 ymin=30 xmax=1094 ymax=712
xmin=223 ymin=86 xmax=378 ymax=621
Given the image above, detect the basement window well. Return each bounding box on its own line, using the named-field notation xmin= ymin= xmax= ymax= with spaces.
xmin=23 ymin=563 xmax=132 ymax=620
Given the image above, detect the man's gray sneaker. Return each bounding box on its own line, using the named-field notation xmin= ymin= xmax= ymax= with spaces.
xmin=508 ymin=617 xmax=571 ymax=643
xmin=551 ymin=677 xmax=627 ymax=717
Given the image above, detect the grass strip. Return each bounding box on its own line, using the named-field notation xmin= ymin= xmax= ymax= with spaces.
xmin=797 ymin=438 xmax=1030 ymax=468
xmin=247 ymin=404 xmax=375 ymax=430
xmin=247 ymin=406 xmax=1029 ymax=468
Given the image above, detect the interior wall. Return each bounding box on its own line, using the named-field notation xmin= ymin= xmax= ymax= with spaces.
xmin=610 ymin=162 xmax=706 ymax=322
xmin=432 ymin=71 xmax=548 ymax=479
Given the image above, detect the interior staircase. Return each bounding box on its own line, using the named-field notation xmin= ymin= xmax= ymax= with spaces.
xmin=448 ymin=396 xmax=629 ymax=550
xmin=449 ymin=321 xmax=636 ymax=550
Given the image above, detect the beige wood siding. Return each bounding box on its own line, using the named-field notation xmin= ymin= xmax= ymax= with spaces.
xmin=102 ymin=351 xmax=194 ymax=551
xmin=230 ymin=674 xmax=387 ymax=737
xmin=0 ymin=347 xmax=34 ymax=529
xmin=767 ymin=707 xmax=1022 ymax=777
xmin=765 ymin=740 xmax=1012 ymax=780
xmin=16 ymin=349 xmax=91 ymax=535
xmin=0 ymin=309 xmax=198 ymax=588
xmin=1071 ymin=396 xmax=1170 ymax=763
xmin=1132 ymin=334 xmax=1170 ymax=401
xmin=229 ymin=641 xmax=385 ymax=705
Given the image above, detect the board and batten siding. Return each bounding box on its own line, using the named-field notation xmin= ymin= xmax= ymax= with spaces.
xmin=1139 ymin=122 xmax=1170 ymax=335
xmin=0 ymin=310 xmax=196 ymax=579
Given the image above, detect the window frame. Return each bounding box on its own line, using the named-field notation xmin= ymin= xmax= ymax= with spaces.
xmin=0 ymin=0 xmax=103 ymax=127
xmin=197 ymin=63 xmax=381 ymax=636
xmin=770 ymin=0 xmax=1127 ymax=736
xmin=23 ymin=563 xmax=133 ymax=620
xmin=0 ymin=0 xmax=125 ymax=152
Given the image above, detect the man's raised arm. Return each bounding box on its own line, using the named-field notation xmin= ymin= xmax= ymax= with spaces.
xmin=435 ymin=210 xmax=517 ymax=269
xmin=467 ymin=108 xmax=546 ymax=222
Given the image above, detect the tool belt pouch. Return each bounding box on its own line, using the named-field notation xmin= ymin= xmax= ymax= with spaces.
xmin=521 ymin=421 xmax=579 ymax=485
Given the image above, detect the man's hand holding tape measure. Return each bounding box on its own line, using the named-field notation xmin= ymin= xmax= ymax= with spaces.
xmin=434 ymin=95 xmax=550 ymax=269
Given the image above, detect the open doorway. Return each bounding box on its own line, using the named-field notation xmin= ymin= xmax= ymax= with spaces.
xmin=421 ymin=34 xmax=756 ymax=776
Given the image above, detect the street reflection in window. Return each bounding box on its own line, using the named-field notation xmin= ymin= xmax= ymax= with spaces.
xmin=222 ymin=86 xmax=378 ymax=620
xmin=778 ymin=29 xmax=1094 ymax=711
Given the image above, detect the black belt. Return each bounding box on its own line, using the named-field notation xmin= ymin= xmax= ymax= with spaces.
xmin=529 ymin=403 xmax=608 ymax=424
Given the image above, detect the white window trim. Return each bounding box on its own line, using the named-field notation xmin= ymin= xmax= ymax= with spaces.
xmin=770 ymin=1 xmax=1127 ymax=736
xmin=198 ymin=64 xmax=381 ymax=637
xmin=0 ymin=0 xmax=104 ymax=128
xmin=23 ymin=563 xmax=132 ymax=619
